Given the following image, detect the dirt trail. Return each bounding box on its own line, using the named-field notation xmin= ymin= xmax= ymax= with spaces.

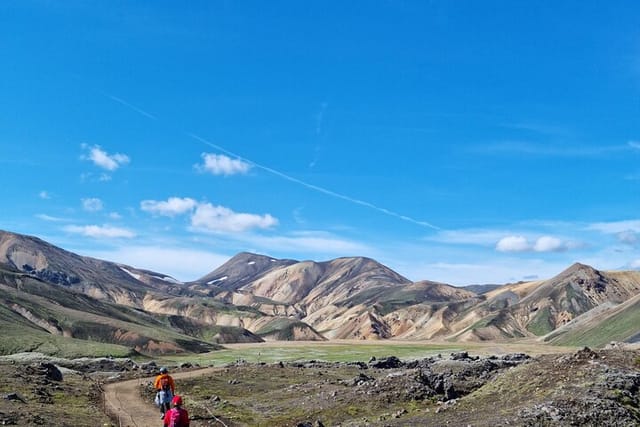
xmin=104 ymin=367 xmax=220 ymax=427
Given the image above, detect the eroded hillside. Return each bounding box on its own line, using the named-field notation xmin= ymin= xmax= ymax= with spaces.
xmin=2 ymin=229 xmax=640 ymax=356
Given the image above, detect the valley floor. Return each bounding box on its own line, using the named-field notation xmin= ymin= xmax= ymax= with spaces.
xmin=1 ymin=343 xmax=639 ymax=426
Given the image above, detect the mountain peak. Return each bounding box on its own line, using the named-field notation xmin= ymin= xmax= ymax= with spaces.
xmin=195 ymin=252 xmax=298 ymax=290
xmin=555 ymin=262 xmax=599 ymax=280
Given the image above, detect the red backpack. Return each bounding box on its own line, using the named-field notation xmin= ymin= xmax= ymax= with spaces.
xmin=166 ymin=407 xmax=188 ymax=427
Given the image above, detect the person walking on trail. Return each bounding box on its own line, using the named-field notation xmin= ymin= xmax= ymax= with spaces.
xmin=154 ymin=367 xmax=176 ymax=419
xmin=163 ymin=395 xmax=190 ymax=427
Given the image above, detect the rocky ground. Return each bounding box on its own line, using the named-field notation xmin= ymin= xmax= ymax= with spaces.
xmin=0 ymin=353 xmax=164 ymax=426
xmin=0 ymin=347 xmax=638 ymax=426
xmin=153 ymin=348 xmax=638 ymax=426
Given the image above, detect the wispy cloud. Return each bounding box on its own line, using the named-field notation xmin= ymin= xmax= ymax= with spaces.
xmin=195 ymin=153 xmax=251 ymax=176
xmin=81 ymin=144 xmax=130 ymax=171
xmin=292 ymin=207 xmax=307 ymax=225
xmin=616 ymin=230 xmax=639 ymax=246
xmin=476 ymin=141 xmax=631 ymax=157
xmin=140 ymin=197 xmax=197 ymax=217
xmin=191 ymin=203 xmax=277 ymax=233
xmin=499 ymin=121 xmax=572 ymax=137
xmin=105 ymin=93 xmax=439 ymax=230
xmin=82 ymin=197 xmax=104 ymax=212
xmin=428 ymin=229 xmax=507 ymax=246
xmin=63 ymin=224 xmax=136 ymax=238
xmin=35 ymin=214 xmax=67 ymax=222
xmin=80 ymin=245 xmax=229 ymax=281
xmin=187 ymin=132 xmax=440 ymax=230
xmin=315 ymin=102 xmax=328 ymax=135
xmin=39 ymin=191 xmax=51 ymax=200
xmin=587 ymin=219 xmax=640 ymax=234
xmin=629 ymin=140 xmax=640 ymax=150
xmin=249 ymin=230 xmax=370 ymax=255
xmin=396 ymin=258 xmax=560 ymax=285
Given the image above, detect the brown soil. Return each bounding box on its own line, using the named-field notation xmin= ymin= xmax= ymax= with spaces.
xmin=104 ymin=367 xmax=220 ymax=427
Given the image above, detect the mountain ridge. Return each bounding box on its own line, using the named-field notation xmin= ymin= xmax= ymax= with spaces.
xmin=1 ymin=229 xmax=639 ymax=356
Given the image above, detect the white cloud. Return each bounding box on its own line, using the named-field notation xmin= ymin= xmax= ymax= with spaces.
xmin=629 ymin=259 xmax=640 ymax=269
xmin=139 ymin=197 xmax=278 ymax=233
xmin=82 ymin=197 xmax=104 ymax=212
xmin=108 ymin=212 xmax=122 ymax=220
xmin=82 ymin=144 xmax=130 ymax=171
xmin=191 ymin=203 xmax=277 ymax=232
xmin=63 ymin=225 xmax=135 ymax=238
xmin=496 ymin=235 xmax=571 ymax=253
xmin=140 ymin=197 xmax=197 ymax=217
xmin=39 ymin=191 xmax=51 ymax=199
xmin=196 ymin=153 xmax=251 ymax=176
xmin=533 ymin=236 xmax=567 ymax=252
xmin=496 ymin=235 xmax=530 ymax=252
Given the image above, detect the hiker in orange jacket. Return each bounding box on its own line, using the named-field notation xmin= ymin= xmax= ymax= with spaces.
xmin=153 ymin=367 xmax=176 ymax=419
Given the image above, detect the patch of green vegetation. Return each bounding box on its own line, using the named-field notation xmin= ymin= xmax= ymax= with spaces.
xmin=548 ymin=298 xmax=640 ymax=347
xmin=0 ymin=324 xmax=135 ymax=358
xmin=488 ymin=298 xmax=510 ymax=311
xmin=164 ymin=342 xmax=462 ymax=365
xmin=470 ymin=315 xmax=497 ymax=330
xmin=193 ymin=299 xmax=263 ymax=316
xmin=527 ymin=306 xmax=554 ymax=336
xmin=173 ymin=362 xmax=416 ymax=426
xmin=340 ymin=286 xmax=392 ymax=307
xmin=0 ymin=363 xmax=111 ymax=427
xmin=254 ymin=317 xmax=314 ymax=340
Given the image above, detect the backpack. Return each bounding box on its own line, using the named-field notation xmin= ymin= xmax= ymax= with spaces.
xmin=160 ymin=376 xmax=171 ymax=391
xmin=156 ymin=389 xmax=172 ymax=405
xmin=166 ymin=407 xmax=188 ymax=427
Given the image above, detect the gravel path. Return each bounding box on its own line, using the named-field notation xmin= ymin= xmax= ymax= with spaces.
xmin=104 ymin=367 xmax=220 ymax=427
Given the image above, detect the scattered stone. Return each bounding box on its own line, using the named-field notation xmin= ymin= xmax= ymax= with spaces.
xmin=393 ymin=408 xmax=408 ymax=418
xmin=369 ymin=356 xmax=402 ymax=369
xmin=40 ymin=363 xmax=63 ymax=382
xmin=3 ymin=392 xmax=26 ymax=403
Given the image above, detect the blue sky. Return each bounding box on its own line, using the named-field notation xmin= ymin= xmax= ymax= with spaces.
xmin=1 ymin=1 xmax=639 ymax=285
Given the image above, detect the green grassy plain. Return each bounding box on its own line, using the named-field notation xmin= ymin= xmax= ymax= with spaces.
xmin=163 ymin=341 xmax=463 ymax=365
xmin=159 ymin=339 xmax=576 ymax=367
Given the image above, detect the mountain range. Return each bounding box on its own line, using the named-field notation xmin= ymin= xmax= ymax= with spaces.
xmin=1 ymin=229 xmax=639 ymax=356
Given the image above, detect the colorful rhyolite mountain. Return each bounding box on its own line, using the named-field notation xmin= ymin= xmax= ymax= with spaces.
xmin=1 ymin=229 xmax=639 ymax=355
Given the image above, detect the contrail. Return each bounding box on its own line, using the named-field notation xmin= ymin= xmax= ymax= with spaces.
xmin=104 ymin=93 xmax=440 ymax=230
xmin=187 ymin=132 xmax=441 ymax=230
xmin=103 ymin=93 xmax=158 ymax=120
